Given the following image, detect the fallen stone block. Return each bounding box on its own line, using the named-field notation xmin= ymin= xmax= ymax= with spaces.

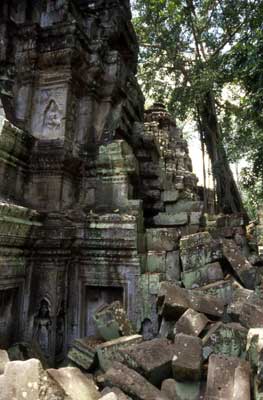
xmin=99 ymin=392 xmax=118 ymax=400
xmin=157 ymin=282 xmax=190 ymax=319
xmin=222 ymin=239 xmax=256 ymax=289
xmin=119 ymin=338 xmax=177 ymax=386
xmin=227 ymin=286 xmax=253 ymax=321
xmin=240 ymin=297 xmax=263 ymax=328
xmin=181 ymin=262 xmax=224 ymax=289
xmin=247 ymin=328 xmax=263 ymax=373
xmin=158 ymin=281 xmax=224 ymax=320
xmin=94 ymin=301 xmax=135 ymax=341
xmin=0 ymin=350 xmax=9 ymax=375
xmin=101 ymin=362 xmax=169 ymax=400
xmin=202 ymin=322 xmax=247 ymax=360
xmin=0 ymin=358 xmax=64 ymax=400
xmin=96 ymin=335 xmax=143 ymax=372
xmin=187 ymin=290 xmax=225 ymax=319
xmin=174 ymin=308 xmax=209 ymax=337
xmin=67 ymin=336 xmax=101 ymax=370
xmin=48 ymin=367 xmax=100 ymax=400
xmin=172 ymin=334 xmax=202 ymax=381
xmin=193 ymin=279 xmax=233 ymax=305
xmin=161 ymin=378 xmax=177 ymax=400
xmin=100 ymin=386 xmax=130 ymax=400
xmin=205 ymin=354 xmax=250 ymax=400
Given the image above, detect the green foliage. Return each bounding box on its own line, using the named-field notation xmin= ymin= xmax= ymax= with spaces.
xmin=133 ymin=0 xmax=263 ymax=214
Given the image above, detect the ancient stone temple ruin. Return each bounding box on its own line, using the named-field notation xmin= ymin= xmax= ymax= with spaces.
xmin=0 ymin=1 xmax=263 ymax=399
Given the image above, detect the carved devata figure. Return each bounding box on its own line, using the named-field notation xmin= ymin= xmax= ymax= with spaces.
xmin=33 ymin=299 xmax=52 ymax=358
xmin=42 ymin=99 xmax=61 ymax=138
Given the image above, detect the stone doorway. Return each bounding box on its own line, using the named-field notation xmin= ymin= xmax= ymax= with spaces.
xmin=84 ymin=286 xmax=123 ymax=337
xmin=0 ymin=287 xmax=19 ymax=348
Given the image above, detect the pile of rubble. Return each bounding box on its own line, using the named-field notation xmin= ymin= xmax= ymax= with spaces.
xmin=2 ymin=259 xmax=263 ymax=400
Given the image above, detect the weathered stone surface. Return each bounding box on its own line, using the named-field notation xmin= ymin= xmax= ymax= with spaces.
xmin=119 ymin=338 xmax=177 ymax=385
xmin=222 ymin=239 xmax=256 ymax=289
xmin=239 ymin=297 xmax=263 ymax=328
xmin=162 ymin=379 xmax=202 ymax=400
xmin=158 ymin=281 xmax=224 ymax=319
xmin=205 ymin=354 xmax=250 ymax=400
xmin=202 ymin=322 xmax=247 ymax=360
xmin=227 ymin=286 xmax=254 ymax=321
xmin=0 ymin=350 xmax=9 ymax=375
xmin=166 ymin=250 xmax=181 ymax=281
xmin=174 ymin=309 xmax=209 ymax=337
xmin=153 ymin=212 xmax=188 ymax=226
xmin=48 ymin=367 xmax=100 ymax=400
xmin=101 ymin=386 xmax=130 ymax=400
xmin=102 ymin=362 xmax=169 ymax=400
xmin=146 ymin=228 xmax=180 ymax=251
xmin=0 ymin=358 xmax=64 ymax=400
xmin=161 ymin=379 xmax=178 ymax=400
xmin=96 ymin=335 xmax=143 ymax=372
xmin=180 ymin=232 xmax=222 ymax=272
xmin=94 ymin=301 xmax=135 ymax=341
xmin=172 ymin=334 xmax=203 ymax=381
xmin=67 ymin=337 xmax=100 ymax=370
xmin=147 ymin=251 xmax=166 ymax=273
xmin=182 ymin=262 xmax=224 ymax=289
xmin=247 ymin=328 xmax=263 ymax=372
xmin=99 ymin=392 xmax=118 ymax=400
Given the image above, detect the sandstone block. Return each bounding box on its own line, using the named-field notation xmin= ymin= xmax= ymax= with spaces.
xmin=205 ymin=354 xmax=250 ymax=400
xmin=100 ymin=386 xmax=130 ymax=400
xmin=48 ymin=367 xmax=100 ymax=400
xmin=161 ymin=378 xmax=177 ymax=400
xmin=172 ymin=334 xmax=202 ymax=381
xmin=222 ymin=239 xmax=256 ymax=289
xmin=102 ymin=362 xmax=169 ymax=400
xmin=227 ymin=286 xmax=253 ymax=321
xmin=181 ymin=262 xmax=224 ymax=289
xmin=166 ymin=250 xmax=181 ymax=281
xmin=202 ymin=322 xmax=247 ymax=360
xmin=162 ymin=190 xmax=180 ymax=202
xmin=158 ymin=281 xmax=224 ymax=320
xmin=174 ymin=308 xmax=209 ymax=337
xmin=67 ymin=337 xmax=99 ymax=370
xmin=119 ymin=338 xmax=177 ymax=385
xmin=147 ymin=251 xmax=166 ymax=273
xmin=94 ymin=301 xmax=135 ymax=341
xmin=96 ymin=335 xmax=143 ymax=372
xmin=240 ymin=298 xmax=263 ymax=328
xmin=153 ymin=212 xmax=188 ymax=226
xmin=146 ymin=228 xmax=180 ymax=251
xmin=0 ymin=358 xmax=64 ymax=400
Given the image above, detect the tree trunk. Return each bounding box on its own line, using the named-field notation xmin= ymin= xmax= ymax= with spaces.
xmin=198 ymin=91 xmax=245 ymax=215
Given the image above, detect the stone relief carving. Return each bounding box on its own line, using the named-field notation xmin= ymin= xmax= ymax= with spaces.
xmin=33 ymin=298 xmax=52 ymax=358
xmin=42 ymin=99 xmax=61 ymax=137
